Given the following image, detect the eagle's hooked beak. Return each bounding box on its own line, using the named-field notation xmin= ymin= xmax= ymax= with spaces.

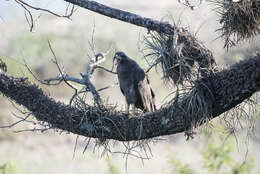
xmin=113 ymin=54 xmax=120 ymax=65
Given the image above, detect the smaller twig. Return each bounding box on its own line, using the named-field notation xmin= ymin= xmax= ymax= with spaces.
xmin=13 ymin=0 xmax=76 ymax=31
xmin=112 ymin=151 xmax=151 ymax=160
xmin=12 ymin=112 xmax=36 ymax=125
xmin=92 ymin=65 xmax=117 ymax=74
xmin=87 ymin=53 xmax=106 ymax=74
xmin=69 ymin=89 xmax=88 ymax=106
xmin=15 ymin=0 xmax=76 ymax=19
xmin=23 ymin=58 xmax=62 ymax=85
xmin=80 ymin=73 xmax=101 ymax=104
xmin=88 ymin=21 xmax=96 ymax=56
xmin=65 ymin=3 xmax=76 ymax=17
xmin=177 ymin=0 xmax=205 ymax=10
xmin=145 ymin=58 xmax=161 ymax=73
xmin=73 ymin=135 xmax=79 ymax=159
xmin=82 ymin=137 xmax=92 ymax=154
xmin=44 ymin=74 xmax=90 ymax=86
xmin=48 ymin=41 xmax=78 ymax=90
xmin=0 ymin=115 xmax=31 ymax=129
xmin=43 ymin=75 xmax=64 ymax=85
xmin=97 ymin=82 xmax=118 ymax=92
xmin=13 ymin=127 xmax=49 ymax=133
xmin=0 ymin=100 xmax=37 ymax=128
xmin=8 ymin=99 xmax=27 ymax=114
xmin=21 ymin=3 xmax=34 ymax=32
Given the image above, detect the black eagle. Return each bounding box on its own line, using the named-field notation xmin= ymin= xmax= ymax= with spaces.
xmin=113 ymin=51 xmax=156 ymax=114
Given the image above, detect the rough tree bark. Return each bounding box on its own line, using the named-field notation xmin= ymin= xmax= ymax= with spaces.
xmin=64 ymin=0 xmax=175 ymax=35
xmin=1 ymin=56 xmax=260 ymax=141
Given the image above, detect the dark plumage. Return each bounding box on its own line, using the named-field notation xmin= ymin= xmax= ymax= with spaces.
xmin=113 ymin=51 xmax=156 ymax=114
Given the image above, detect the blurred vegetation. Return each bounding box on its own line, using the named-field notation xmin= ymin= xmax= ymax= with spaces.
xmin=0 ymin=161 xmax=18 ymax=174
xmin=6 ymin=32 xmax=53 ymax=66
xmin=170 ymin=125 xmax=256 ymax=174
xmin=90 ymin=125 xmax=259 ymax=174
xmin=106 ymin=158 xmax=120 ymax=174
xmin=202 ymin=127 xmax=254 ymax=174
xmin=170 ymin=159 xmax=196 ymax=174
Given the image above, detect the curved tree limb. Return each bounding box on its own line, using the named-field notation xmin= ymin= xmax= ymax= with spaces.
xmin=1 ymin=56 xmax=260 ymax=141
xmin=64 ymin=0 xmax=175 ymax=35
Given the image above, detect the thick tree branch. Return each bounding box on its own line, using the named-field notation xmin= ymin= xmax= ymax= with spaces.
xmin=1 ymin=56 xmax=260 ymax=141
xmin=64 ymin=0 xmax=175 ymax=35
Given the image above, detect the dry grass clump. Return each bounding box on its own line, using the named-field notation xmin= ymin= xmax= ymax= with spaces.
xmin=70 ymin=91 xmax=120 ymax=144
xmin=170 ymin=80 xmax=214 ymax=128
xmin=70 ymin=91 xmax=155 ymax=158
xmin=220 ymin=93 xmax=260 ymax=136
xmin=143 ymin=27 xmax=215 ymax=85
xmin=213 ymin=0 xmax=260 ymax=49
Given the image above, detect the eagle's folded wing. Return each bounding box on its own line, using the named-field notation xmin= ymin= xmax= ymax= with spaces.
xmin=134 ymin=68 xmax=156 ymax=112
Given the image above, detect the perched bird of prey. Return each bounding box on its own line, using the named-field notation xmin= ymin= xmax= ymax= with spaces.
xmin=113 ymin=51 xmax=156 ymax=115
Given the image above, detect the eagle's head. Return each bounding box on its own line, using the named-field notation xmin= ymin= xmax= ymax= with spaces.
xmin=113 ymin=51 xmax=127 ymax=65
